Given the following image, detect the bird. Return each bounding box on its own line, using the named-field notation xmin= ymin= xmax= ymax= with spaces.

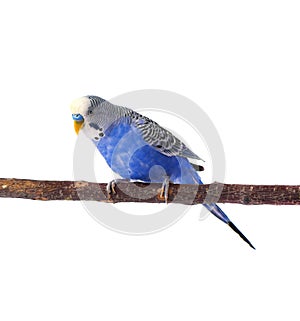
xmin=70 ymin=95 xmax=255 ymax=249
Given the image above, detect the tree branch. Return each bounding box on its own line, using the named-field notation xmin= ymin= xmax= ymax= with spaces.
xmin=0 ymin=178 xmax=300 ymax=205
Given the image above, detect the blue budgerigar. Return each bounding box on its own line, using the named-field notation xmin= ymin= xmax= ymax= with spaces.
xmin=70 ymin=95 xmax=255 ymax=249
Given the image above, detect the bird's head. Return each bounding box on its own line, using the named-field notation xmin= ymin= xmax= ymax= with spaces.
xmin=70 ymin=96 xmax=90 ymax=134
xmin=70 ymin=96 xmax=107 ymax=134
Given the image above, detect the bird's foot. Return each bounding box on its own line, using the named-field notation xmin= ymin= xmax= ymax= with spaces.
xmin=106 ymin=179 xmax=129 ymax=200
xmin=158 ymin=176 xmax=170 ymax=203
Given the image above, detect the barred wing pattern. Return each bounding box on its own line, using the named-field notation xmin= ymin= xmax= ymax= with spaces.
xmin=125 ymin=109 xmax=202 ymax=160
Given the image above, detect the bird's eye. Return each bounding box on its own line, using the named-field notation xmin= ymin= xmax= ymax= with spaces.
xmin=72 ymin=114 xmax=84 ymax=121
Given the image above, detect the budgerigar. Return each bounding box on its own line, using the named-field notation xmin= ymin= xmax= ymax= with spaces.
xmin=71 ymin=95 xmax=255 ymax=249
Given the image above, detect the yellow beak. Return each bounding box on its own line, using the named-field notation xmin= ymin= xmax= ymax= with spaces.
xmin=74 ymin=120 xmax=84 ymax=134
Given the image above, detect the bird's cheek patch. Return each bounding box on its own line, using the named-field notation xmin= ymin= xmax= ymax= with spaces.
xmin=88 ymin=123 xmax=104 ymax=141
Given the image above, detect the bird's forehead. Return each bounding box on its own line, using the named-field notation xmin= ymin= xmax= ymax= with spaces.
xmin=70 ymin=97 xmax=91 ymax=115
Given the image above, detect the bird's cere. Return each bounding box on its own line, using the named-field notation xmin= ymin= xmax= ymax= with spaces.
xmin=72 ymin=114 xmax=84 ymax=122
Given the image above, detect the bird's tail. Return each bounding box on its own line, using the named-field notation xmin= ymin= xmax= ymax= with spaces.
xmin=179 ymin=159 xmax=255 ymax=249
xmin=204 ymin=203 xmax=255 ymax=249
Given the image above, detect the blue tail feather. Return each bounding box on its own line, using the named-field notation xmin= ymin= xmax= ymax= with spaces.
xmin=189 ymin=164 xmax=255 ymax=249
xmin=203 ymin=203 xmax=255 ymax=249
xmin=203 ymin=203 xmax=230 ymax=224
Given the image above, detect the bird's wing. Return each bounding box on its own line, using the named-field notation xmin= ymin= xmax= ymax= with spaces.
xmin=128 ymin=110 xmax=203 ymax=160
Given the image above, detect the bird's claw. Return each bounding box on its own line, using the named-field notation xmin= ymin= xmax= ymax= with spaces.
xmin=158 ymin=176 xmax=170 ymax=203
xmin=106 ymin=179 xmax=129 ymax=200
xmin=106 ymin=180 xmax=118 ymax=200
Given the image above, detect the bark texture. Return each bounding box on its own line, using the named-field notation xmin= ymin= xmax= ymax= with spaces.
xmin=1 ymin=178 xmax=300 ymax=205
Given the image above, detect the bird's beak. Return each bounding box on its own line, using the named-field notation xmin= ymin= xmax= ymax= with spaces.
xmin=74 ymin=120 xmax=84 ymax=134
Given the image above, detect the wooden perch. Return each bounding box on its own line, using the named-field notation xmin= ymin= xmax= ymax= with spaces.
xmin=0 ymin=178 xmax=300 ymax=205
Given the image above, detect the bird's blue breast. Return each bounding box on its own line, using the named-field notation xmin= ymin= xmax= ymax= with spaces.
xmin=95 ymin=119 xmax=201 ymax=184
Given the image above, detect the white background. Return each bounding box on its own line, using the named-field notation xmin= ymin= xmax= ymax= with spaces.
xmin=0 ymin=0 xmax=300 ymax=320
